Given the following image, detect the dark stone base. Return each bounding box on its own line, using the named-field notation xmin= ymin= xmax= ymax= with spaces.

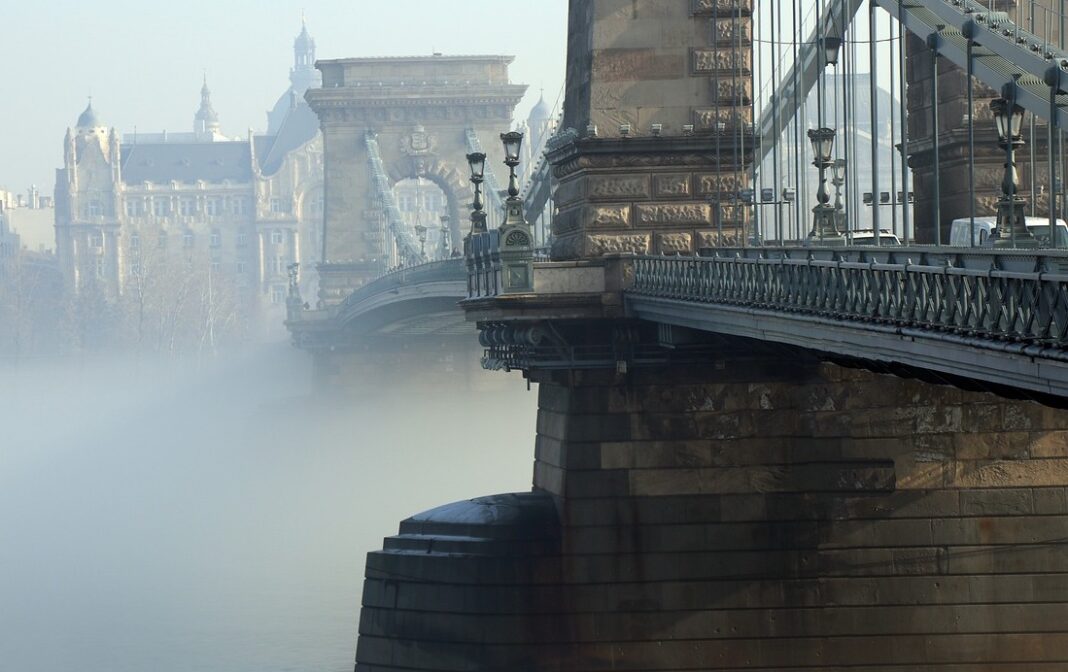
xmin=353 ymin=356 xmax=1068 ymax=671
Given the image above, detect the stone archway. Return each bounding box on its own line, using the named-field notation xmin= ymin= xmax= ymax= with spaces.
xmin=387 ymin=153 xmax=471 ymax=251
xmin=306 ymin=55 xmax=527 ymax=286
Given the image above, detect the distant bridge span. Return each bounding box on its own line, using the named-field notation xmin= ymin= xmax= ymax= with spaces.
xmin=288 ymin=258 xmax=469 ymax=351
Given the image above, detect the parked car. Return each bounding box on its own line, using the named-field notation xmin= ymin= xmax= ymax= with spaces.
xmin=845 ymin=229 xmax=902 ymax=246
xmin=949 ymin=216 xmax=1068 ymax=247
xmin=804 ymin=229 xmax=901 ymax=247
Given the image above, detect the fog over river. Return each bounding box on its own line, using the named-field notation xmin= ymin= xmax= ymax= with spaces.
xmin=0 ymin=343 xmax=536 ymax=672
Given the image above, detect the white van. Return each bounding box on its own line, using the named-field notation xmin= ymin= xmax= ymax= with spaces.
xmin=949 ymin=216 xmax=1068 ymax=247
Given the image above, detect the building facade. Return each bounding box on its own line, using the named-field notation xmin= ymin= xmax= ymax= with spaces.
xmin=54 ymin=21 xmax=325 ymax=337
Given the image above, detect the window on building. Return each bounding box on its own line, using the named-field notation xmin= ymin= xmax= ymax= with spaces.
xmin=232 ymin=198 xmax=248 ymax=216
xmin=270 ymin=197 xmax=289 ymax=214
xmin=236 ymin=261 xmax=246 ymax=274
xmin=125 ymin=199 xmax=145 ymax=217
xmin=236 ymin=231 xmax=248 ymax=247
xmin=129 ymin=233 xmax=140 ymax=249
xmin=271 ymin=285 xmax=286 ymax=304
xmin=183 ymin=232 xmax=194 ymax=248
xmin=179 ymin=198 xmax=195 ymax=216
xmin=400 ymin=196 xmax=413 ymax=212
xmin=153 ymin=198 xmax=170 ymax=217
xmin=87 ymin=200 xmax=103 ymax=217
xmin=210 ymin=261 xmax=221 ymax=274
xmin=206 ymin=198 xmax=221 ymax=216
xmin=273 ymin=256 xmax=285 ymax=274
xmin=210 ymin=229 xmax=221 ymax=248
xmin=90 ymin=231 xmax=104 ymax=248
xmin=270 ymin=230 xmax=283 ymax=245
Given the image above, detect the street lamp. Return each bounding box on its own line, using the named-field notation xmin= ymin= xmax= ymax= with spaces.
xmin=990 ymin=95 xmax=1034 ymax=246
xmin=497 ymin=131 xmax=533 ymax=292
xmin=807 ymin=127 xmax=839 ymax=240
xmin=439 ymin=214 xmax=451 ymax=258
xmin=466 ymin=151 xmax=487 ymax=235
xmin=500 ymin=131 xmax=527 ymax=230
xmin=831 ymin=158 xmax=846 ymax=230
xmin=822 ymin=36 xmax=843 ymax=67
xmin=501 ymin=131 xmax=523 ymax=199
xmin=414 ymin=223 xmax=428 ymax=260
xmin=823 ymin=16 xmax=843 ymax=67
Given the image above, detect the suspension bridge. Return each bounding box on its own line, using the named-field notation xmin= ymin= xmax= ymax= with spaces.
xmin=290 ymin=3 xmax=1068 ymax=670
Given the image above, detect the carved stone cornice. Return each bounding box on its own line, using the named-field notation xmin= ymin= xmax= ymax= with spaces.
xmin=546 ymin=136 xmax=755 ymax=179
xmin=307 ymin=85 xmax=526 ymax=110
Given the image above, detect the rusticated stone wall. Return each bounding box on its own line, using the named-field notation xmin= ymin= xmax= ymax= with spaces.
xmin=549 ymin=0 xmax=754 ymax=259
xmin=355 ymin=349 xmax=1068 ymax=670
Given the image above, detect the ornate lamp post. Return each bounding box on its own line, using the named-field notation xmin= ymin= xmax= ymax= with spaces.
xmin=807 ymin=127 xmax=839 ymax=240
xmin=501 ymin=131 xmax=524 ymax=222
xmin=831 ymin=158 xmax=847 ymax=232
xmin=439 ymin=215 xmax=451 ymax=259
xmin=497 ymin=131 xmax=534 ymax=293
xmin=990 ymin=95 xmax=1035 ymax=246
xmin=414 ymin=223 xmax=428 ymax=260
xmin=466 ymin=151 xmax=487 ymax=235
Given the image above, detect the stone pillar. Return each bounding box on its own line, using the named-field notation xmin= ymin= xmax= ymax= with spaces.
xmin=356 ymin=347 xmax=1068 ymax=670
xmin=548 ymin=0 xmax=754 ymax=259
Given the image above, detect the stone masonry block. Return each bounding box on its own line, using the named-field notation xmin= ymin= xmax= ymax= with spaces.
xmin=585 ymin=233 xmax=651 ymax=255
xmin=656 ymin=232 xmax=693 ymax=254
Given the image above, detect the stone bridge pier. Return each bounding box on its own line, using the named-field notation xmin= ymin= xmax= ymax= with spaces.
xmin=357 ymin=336 xmax=1068 ymax=669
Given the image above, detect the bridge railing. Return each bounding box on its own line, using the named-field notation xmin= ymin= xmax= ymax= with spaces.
xmin=630 ymin=247 xmax=1068 ymax=347
xmin=338 ymin=257 xmax=467 ymax=314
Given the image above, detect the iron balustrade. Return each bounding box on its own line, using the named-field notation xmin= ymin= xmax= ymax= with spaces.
xmin=337 ymin=257 xmax=467 ymax=322
xmin=629 ymin=247 xmax=1068 ymax=347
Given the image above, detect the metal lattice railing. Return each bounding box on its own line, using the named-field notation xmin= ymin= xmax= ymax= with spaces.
xmin=629 ymin=248 xmax=1068 ymax=346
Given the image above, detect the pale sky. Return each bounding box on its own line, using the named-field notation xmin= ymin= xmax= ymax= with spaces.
xmin=1 ymin=1 xmax=568 ymax=194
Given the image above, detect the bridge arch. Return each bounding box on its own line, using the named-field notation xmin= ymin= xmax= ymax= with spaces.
xmin=384 ymin=149 xmax=470 ymax=252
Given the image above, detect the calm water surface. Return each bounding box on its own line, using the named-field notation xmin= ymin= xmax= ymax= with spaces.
xmin=0 ymin=343 xmax=535 ymax=672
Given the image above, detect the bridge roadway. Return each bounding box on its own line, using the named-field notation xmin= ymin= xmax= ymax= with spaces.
xmin=628 ymin=246 xmax=1068 ymax=399
xmin=290 ymin=243 xmax=1068 ymax=400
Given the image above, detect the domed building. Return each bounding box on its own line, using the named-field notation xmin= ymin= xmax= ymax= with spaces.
xmin=267 ymin=17 xmax=322 ymax=135
xmin=519 ymin=89 xmax=557 ymax=186
xmin=54 ymin=20 xmax=325 ymax=339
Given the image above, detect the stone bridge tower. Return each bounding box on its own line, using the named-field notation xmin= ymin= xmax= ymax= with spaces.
xmin=306 ymin=56 xmax=526 ymax=303
xmin=549 ymin=0 xmax=753 ymax=258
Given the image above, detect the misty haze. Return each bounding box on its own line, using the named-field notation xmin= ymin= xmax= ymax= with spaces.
xmin=2 ymin=2 xmax=562 ymax=670
xmin=13 ymin=0 xmax=1068 ymax=670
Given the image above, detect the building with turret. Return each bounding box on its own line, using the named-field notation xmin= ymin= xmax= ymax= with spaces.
xmin=53 ymin=21 xmax=324 ymax=336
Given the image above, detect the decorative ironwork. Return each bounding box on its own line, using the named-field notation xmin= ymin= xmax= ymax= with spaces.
xmin=630 ymin=248 xmax=1068 ymax=346
xmin=365 ymin=131 xmax=423 ymax=265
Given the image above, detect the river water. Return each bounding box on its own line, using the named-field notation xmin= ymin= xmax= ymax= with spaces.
xmin=0 ymin=343 xmax=536 ymax=672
